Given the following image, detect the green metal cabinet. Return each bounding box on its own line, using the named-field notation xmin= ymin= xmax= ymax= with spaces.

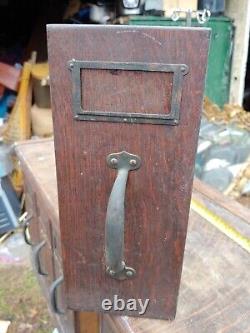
xmin=129 ymin=16 xmax=234 ymax=106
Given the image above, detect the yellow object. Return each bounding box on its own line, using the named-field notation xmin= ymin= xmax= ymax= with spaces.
xmin=31 ymin=62 xmax=49 ymax=80
xmin=203 ymin=97 xmax=250 ymax=131
xmin=3 ymin=62 xmax=33 ymax=192
xmin=3 ymin=62 xmax=32 ymax=144
xmin=10 ymin=157 xmax=24 ymax=194
xmin=191 ymin=198 xmax=250 ymax=253
xmin=31 ymin=104 xmax=53 ymax=137
xmin=164 ymin=0 xmax=198 ymax=16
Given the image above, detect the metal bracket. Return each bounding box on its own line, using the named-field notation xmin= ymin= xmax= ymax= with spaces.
xmin=105 ymin=151 xmax=141 ymax=280
xmin=33 ymin=240 xmax=48 ymax=276
xmin=49 ymin=276 xmax=65 ymax=315
xmin=68 ymin=60 xmax=189 ymax=125
xmin=171 ymin=8 xmax=211 ymax=26
xmin=22 ymin=213 xmax=33 ymax=246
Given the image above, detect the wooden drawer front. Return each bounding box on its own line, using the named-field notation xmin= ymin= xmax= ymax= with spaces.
xmin=38 ymin=214 xmax=52 ymax=246
xmin=24 ymin=189 xmax=40 ymax=244
xmin=29 ymin=205 xmax=75 ymax=332
xmin=38 ymin=228 xmax=54 ymax=284
xmin=51 ymin=225 xmax=62 ymax=266
xmin=22 ymin=155 xmax=75 ymax=332
xmin=48 ymin=25 xmax=210 ymax=319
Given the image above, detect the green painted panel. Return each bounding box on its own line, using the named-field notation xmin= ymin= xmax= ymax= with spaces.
xmin=129 ymin=16 xmax=234 ymax=106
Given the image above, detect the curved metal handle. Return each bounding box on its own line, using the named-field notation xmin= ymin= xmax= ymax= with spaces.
xmin=33 ymin=240 xmax=48 ymax=276
xmin=22 ymin=213 xmax=33 ymax=246
xmin=105 ymin=151 xmax=141 ymax=280
xmin=49 ymin=276 xmax=65 ymax=315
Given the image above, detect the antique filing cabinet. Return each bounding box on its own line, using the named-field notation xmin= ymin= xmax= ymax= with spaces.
xmin=16 ymin=141 xmax=75 ymax=333
xmin=47 ymin=25 xmax=210 ymax=319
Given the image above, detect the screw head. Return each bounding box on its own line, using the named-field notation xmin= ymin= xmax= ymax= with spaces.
xmin=110 ymin=158 xmax=118 ymax=166
xmin=129 ymin=159 xmax=137 ymax=166
xmin=126 ymin=270 xmax=133 ymax=277
xmin=68 ymin=60 xmax=75 ymax=70
xmin=181 ymin=66 xmax=188 ymax=74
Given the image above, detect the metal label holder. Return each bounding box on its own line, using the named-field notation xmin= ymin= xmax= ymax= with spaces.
xmin=68 ymin=60 xmax=189 ymax=125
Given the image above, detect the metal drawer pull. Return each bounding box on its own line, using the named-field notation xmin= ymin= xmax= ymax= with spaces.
xmin=22 ymin=213 xmax=33 ymax=246
xmin=105 ymin=151 xmax=141 ymax=280
xmin=33 ymin=240 xmax=48 ymax=276
xmin=49 ymin=276 xmax=65 ymax=315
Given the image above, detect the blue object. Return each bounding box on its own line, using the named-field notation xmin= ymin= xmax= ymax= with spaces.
xmin=0 ymin=91 xmax=16 ymax=118
xmin=0 ymin=177 xmax=20 ymax=234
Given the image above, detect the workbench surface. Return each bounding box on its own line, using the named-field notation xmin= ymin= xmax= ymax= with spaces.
xmin=16 ymin=139 xmax=250 ymax=333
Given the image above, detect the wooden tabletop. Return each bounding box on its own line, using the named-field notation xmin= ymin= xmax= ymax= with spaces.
xmin=16 ymin=139 xmax=250 ymax=333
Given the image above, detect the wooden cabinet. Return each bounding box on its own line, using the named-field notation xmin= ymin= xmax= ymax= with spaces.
xmin=47 ymin=25 xmax=210 ymax=320
xmin=21 ymin=161 xmax=76 ymax=333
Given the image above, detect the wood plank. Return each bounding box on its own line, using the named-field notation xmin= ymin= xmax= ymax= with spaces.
xmin=193 ymin=177 xmax=250 ymax=226
xmin=74 ymin=312 xmax=100 ymax=333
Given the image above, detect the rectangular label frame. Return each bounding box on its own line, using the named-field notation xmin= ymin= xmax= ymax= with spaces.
xmin=69 ymin=60 xmax=189 ymax=125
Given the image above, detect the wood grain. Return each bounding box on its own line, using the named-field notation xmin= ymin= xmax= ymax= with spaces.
xmin=193 ymin=177 xmax=250 ymax=226
xmin=47 ymin=25 xmax=210 ymax=319
xmin=74 ymin=312 xmax=100 ymax=333
xmin=81 ymin=69 xmax=173 ymax=115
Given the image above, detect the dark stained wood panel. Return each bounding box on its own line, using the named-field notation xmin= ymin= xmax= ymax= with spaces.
xmin=47 ymin=25 xmax=210 ymax=319
xmin=81 ymin=69 xmax=173 ymax=115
